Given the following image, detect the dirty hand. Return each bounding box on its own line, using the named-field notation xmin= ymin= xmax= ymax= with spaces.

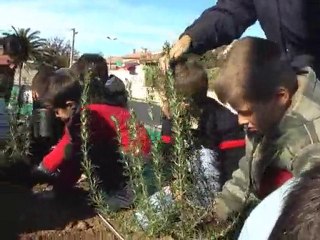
xmin=213 ymin=199 xmax=230 ymax=222
xmin=201 ymin=200 xmax=230 ymax=231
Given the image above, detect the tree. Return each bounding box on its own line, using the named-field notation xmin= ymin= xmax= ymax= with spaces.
xmin=4 ymin=26 xmax=46 ymax=86
xmin=41 ymin=37 xmax=79 ymax=69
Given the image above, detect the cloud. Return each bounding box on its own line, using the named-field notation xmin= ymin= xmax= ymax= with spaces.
xmin=0 ymin=0 xmax=264 ymax=55
xmin=0 ymin=0 xmax=195 ymax=55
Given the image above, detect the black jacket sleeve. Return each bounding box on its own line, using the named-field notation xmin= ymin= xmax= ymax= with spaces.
xmin=184 ymin=0 xmax=257 ymax=54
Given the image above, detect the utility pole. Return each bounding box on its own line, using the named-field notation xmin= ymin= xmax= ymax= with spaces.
xmin=106 ymin=36 xmax=118 ymax=70
xmin=69 ymin=28 xmax=78 ymax=67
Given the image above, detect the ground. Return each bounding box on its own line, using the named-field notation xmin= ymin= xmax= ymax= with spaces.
xmin=1 ymin=182 xmax=119 ymax=240
xmin=0 ymin=100 xmax=162 ymax=239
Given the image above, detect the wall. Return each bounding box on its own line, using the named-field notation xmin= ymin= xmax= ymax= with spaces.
xmin=109 ymin=64 xmax=150 ymax=100
xmin=13 ymin=66 xmax=37 ymax=86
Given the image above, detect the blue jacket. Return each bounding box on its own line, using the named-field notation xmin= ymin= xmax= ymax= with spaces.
xmin=184 ymin=0 xmax=320 ymax=76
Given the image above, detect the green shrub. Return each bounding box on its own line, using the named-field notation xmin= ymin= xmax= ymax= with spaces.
xmin=83 ymin=44 xmax=239 ymax=239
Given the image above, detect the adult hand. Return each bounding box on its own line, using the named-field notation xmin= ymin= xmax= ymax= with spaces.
xmin=158 ymin=90 xmax=170 ymax=119
xmin=159 ymin=35 xmax=192 ymax=73
xmin=169 ymin=35 xmax=192 ymax=60
xmin=161 ymin=100 xmax=171 ymax=119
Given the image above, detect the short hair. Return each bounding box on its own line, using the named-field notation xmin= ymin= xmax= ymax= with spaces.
xmin=172 ymin=57 xmax=208 ymax=103
xmin=268 ymin=165 xmax=320 ymax=240
xmin=213 ymin=37 xmax=297 ymax=109
xmin=71 ymin=54 xmax=108 ymax=84
xmin=104 ymin=75 xmax=128 ymax=107
xmin=42 ymin=68 xmax=82 ymax=108
xmin=87 ymin=77 xmax=107 ymax=104
xmin=31 ymin=65 xmax=55 ymax=99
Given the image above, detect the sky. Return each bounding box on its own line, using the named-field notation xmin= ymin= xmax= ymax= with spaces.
xmin=0 ymin=0 xmax=265 ymax=57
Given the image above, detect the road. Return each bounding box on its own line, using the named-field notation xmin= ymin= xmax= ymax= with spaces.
xmin=128 ymin=100 xmax=161 ymax=127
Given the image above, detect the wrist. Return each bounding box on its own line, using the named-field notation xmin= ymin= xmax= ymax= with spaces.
xmin=38 ymin=162 xmax=52 ymax=174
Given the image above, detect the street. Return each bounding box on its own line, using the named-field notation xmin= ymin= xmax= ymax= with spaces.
xmin=128 ymin=100 xmax=161 ymax=127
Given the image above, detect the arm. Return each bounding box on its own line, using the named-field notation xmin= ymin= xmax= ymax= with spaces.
xmin=214 ymin=155 xmax=253 ymax=221
xmin=184 ymin=0 xmax=257 ymax=54
xmin=41 ymin=130 xmax=70 ymax=172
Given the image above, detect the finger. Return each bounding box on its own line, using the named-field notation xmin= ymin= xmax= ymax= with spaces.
xmin=169 ymin=40 xmax=186 ymax=59
xmin=159 ymin=56 xmax=169 ymax=73
xmin=169 ymin=45 xmax=180 ymax=59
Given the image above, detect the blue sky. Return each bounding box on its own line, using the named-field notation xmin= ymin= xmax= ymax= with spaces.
xmin=0 ymin=0 xmax=265 ymax=57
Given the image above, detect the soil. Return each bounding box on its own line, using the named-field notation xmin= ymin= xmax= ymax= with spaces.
xmin=1 ymin=180 xmax=177 ymax=240
xmin=0 ymin=158 xmax=169 ymax=240
xmin=0 ymin=182 xmax=117 ymax=240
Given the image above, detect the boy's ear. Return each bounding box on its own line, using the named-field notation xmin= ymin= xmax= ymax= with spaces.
xmin=275 ymin=87 xmax=290 ymax=106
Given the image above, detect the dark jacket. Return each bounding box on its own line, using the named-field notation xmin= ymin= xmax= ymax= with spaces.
xmin=161 ymin=97 xmax=245 ymax=182
xmin=184 ymin=0 xmax=320 ymax=77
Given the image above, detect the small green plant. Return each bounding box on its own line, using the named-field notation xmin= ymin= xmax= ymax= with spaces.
xmin=113 ymin=43 xmax=219 ymax=238
xmin=3 ymin=88 xmax=32 ymax=163
xmin=83 ymin=42 xmax=238 ymax=239
xmin=79 ymin=72 xmax=112 ymax=215
xmin=144 ymin=64 xmax=163 ymax=88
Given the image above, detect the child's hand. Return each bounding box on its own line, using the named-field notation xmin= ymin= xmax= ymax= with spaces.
xmin=31 ymin=162 xmax=59 ymax=180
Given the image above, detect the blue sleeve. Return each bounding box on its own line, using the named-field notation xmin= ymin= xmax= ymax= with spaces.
xmin=184 ymin=0 xmax=257 ymax=54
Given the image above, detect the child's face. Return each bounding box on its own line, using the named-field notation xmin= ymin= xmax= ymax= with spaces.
xmin=235 ymin=88 xmax=291 ymax=134
xmin=53 ymin=101 xmax=77 ymax=122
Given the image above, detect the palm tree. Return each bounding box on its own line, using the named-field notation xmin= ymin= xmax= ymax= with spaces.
xmin=4 ymin=26 xmax=46 ymax=86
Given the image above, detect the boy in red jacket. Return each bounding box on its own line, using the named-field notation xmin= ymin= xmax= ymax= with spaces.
xmin=35 ymin=69 xmax=151 ymax=209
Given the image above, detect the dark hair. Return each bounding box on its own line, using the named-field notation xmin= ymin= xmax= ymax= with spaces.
xmin=214 ymin=37 xmax=297 ymax=108
xmin=172 ymin=57 xmax=208 ymax=104
xmin=104 ymin=75 xmax=128 ymax=107
xmin=268 ymin=165 xmax=320 ymax=240
xmin=71 ymin=54 xmax=109 ymax=84
xmin=43 ymin=68 xmax=82 ymax=108
xmin=87 ymin=77 xmax=108 ymax=104
xmin=31 ymin=65 xmax=55 ymax=100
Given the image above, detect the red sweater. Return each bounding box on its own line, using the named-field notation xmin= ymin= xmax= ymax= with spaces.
xmin=42 ymin=104 xmax=151 ymax=172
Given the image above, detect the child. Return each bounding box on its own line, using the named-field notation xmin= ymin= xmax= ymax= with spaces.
xmin=161 ymin=58 xmax=245 ymax=186
xmin=35 ymin=68 xmax=151 ymax=209
xmin=71 ymin=54 xmax=109 ymax=85
xmin=30 ymin=65 xmax=64 ymax=165
xmin=134 ymin=59 xmax=245 ymax=228
xmin=211 ymin=37 xmax=320 ymax=222
xmin=238 ymin=178 xmax=296 ymax=240
xmin=72 ymin=56 xmax=128 ymax=107
xmin=239 ymin=164 xmax=320 ymax=240
xmin=86 ymin=74 xmax=128 ymax=108
xmin=268 ymin=166 xmax=320 ymax=240
xmin=104 ymin=74 xmax=128 ymax=108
